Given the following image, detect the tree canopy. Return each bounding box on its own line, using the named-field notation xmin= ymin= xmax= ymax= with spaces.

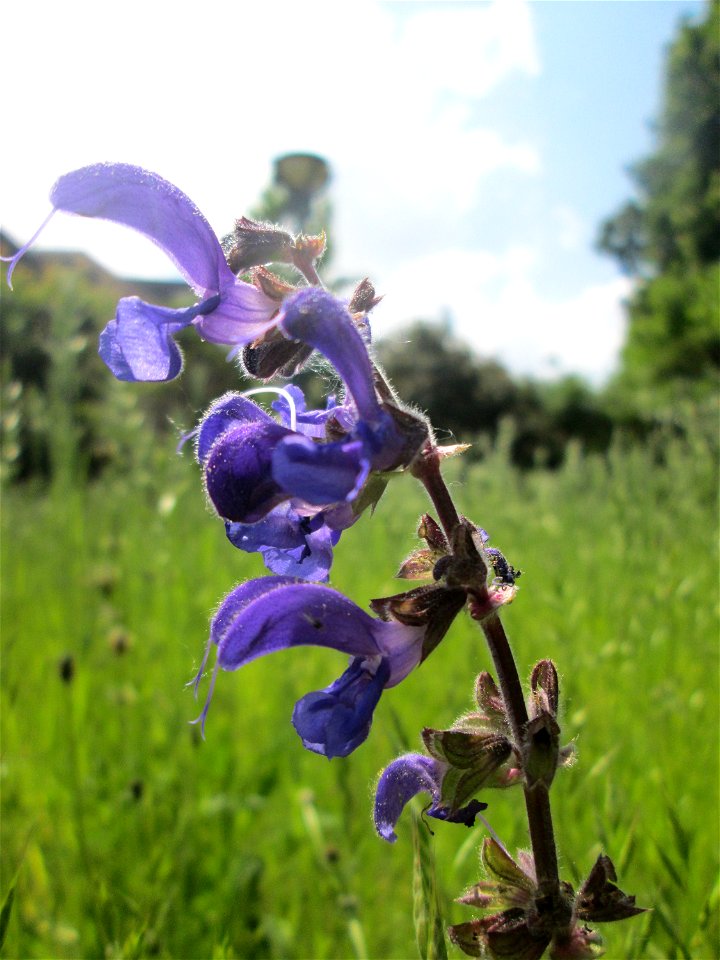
xmin=598 ymin=0 xmax=719 ymax=404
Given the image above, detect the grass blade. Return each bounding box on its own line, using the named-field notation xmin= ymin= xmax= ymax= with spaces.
xmin=0 ymin=877 xmax=17 ymax=951
xmin=411 ymin=808 xmax=448 ymax=960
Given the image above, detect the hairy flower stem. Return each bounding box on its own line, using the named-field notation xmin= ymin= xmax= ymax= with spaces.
xmin=296 ymin=258 xmax=324 ymax=288
xmin=412 ymin=444 xmax=461 ymax=536
xmin=480 ymin=621 xmax=563 ymax=908
xmin=414 ymin=444 xmax=565 ymax=914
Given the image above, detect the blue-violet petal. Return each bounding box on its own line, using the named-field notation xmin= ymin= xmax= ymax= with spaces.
xmin=292 ymin=657 xmax=391 ymax=758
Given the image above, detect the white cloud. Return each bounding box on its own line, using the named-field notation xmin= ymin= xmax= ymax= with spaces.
xmin=371 ymin=248 xmax=632 ymax=384
xmin=2 ymin=0 xmax=541 ymax=270
xmin=552 ymin=205 xmax=586 ymax=251
xmin=395 ymin=0 xmax=540 ymax=99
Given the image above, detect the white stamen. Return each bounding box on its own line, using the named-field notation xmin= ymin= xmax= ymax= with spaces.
xmin=1 ymin=209 xmax=56 ymax=289
xmin=187 ymin=632 xmax=214 ymax=697
xmin=189 ymin=656 xmax=220 ymax=741
xmin=243 ymin=386 xmax=298 ymax=431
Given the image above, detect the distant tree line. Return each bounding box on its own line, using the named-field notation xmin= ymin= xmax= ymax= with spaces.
xmin=374 ymin=320 xmax=615 ymax=469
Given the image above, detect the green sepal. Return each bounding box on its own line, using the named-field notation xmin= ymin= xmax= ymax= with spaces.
xmin=422 ymin=728 xmax=510 ymax=770
xmin=481 ymin=838 xmax=537 ymax=895
xmin=351 ymin=472 xmax=390 ymax=517
xmin=474 ymin=672 xmax=508 ymax=722
xmin=396 ymin=548 xmax=437 ymax=580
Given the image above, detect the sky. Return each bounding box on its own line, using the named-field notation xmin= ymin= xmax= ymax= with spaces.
xmin=1 ymin=0 xmax=705 ymax=384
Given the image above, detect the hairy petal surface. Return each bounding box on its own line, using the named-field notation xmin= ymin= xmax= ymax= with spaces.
xmin=50 ymin=163 xmax=232 ymax=294
xmin=204 ymin=421 xmax=291 ymax=522
xmin=196 ymin=392 xmax=276 ymax=464
xmin=272 ymin=434 xmax=370 ymax=505
xmin=374 ymin=753 xmax=488 ymax=842
xmin=99 ymin=296 xmax=215 ymax=382
xmin=280 ymin=288 xmax=381 ymax=422
xmin=213 ymin=580 xmax=383 ymax=670
xmin=374 ymin=754 xmax=442 ymax=842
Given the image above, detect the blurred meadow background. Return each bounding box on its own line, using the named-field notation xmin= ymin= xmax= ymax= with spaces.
xmin=1 ymin=2 xmax=719 ymax=959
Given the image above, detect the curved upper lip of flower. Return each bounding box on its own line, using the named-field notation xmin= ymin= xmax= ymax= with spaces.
xmin=2 ymin=163 xmax=280 ymax=382
xmin=190 ymin=576 xmax=432 ymax=752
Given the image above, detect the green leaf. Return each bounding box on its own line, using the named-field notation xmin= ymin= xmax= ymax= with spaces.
xmin=481 ymin=838 xmax=536 ymax=895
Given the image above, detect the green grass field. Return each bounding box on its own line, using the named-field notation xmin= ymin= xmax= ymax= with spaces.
xmin=1 ymin=417 xmax=718 ymax=959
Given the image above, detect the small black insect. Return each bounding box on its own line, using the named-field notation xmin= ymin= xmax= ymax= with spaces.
xmin=485 ymin=548 xmax=522 ymax=586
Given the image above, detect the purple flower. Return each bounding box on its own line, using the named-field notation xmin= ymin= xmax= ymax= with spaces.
xmin=3 ymin=163 xmax=278 ymax=381
xmin=195 ymin=388 xmax=361 ymax=579
xmin=193 ymin=576 xmax=458 ymax=758
xmin=196 ymin=289 xmax=428 ymax=547
xmin=374 ymin=754 xmax=488 ymax=842
xmin=276 ymin=288 xmax=429 ymax=474
xmin=225 ymin=503 xmax=341 ymax=582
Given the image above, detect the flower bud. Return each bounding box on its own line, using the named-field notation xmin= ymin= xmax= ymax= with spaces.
xmin=418 ymin=514 xmax=448 ymax=552
xmin=395 ymin=548 xmax=436 ymax=580
xmin=475 ymin=671 xmax=507 ymax=721
xmin=530 ymin=659 xmax=559 ymax=718
xmin=446 ymin=520 xmax=487 ymax=591
xmin=395 ymin=515 xmax=448 ymax=580
xmin=348 ymin=277 xmax=383 ymax=314
xmin=242 ymin=326 xmax=313 ymax=379
xmin=226 ymin=217 xmax=296 ymax=272
xmin=523 ymin=713 xmax=561 ymax=789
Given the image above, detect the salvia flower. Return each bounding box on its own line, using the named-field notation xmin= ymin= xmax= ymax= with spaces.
xmin=225 ymin=501 xmax=341 ymax=582
xmin=373 ymin=661 xmax=579 ymax=849
xmin=195 ymin=387 xmax=359 ymax=580
xmin=195 ymin=387 xmax=365 ymax=524
xmin=373 ymin=671 xmax=527 ymax=844
xmin=374 ymin=753 xmax=489 ymax=843
xmin=193 ymin=574 xmax=464 ymax=758
xmin=2 ymin=163 xmax=281 ymax=381
xmin=196 ymin=291 xmax=428 ymax=547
